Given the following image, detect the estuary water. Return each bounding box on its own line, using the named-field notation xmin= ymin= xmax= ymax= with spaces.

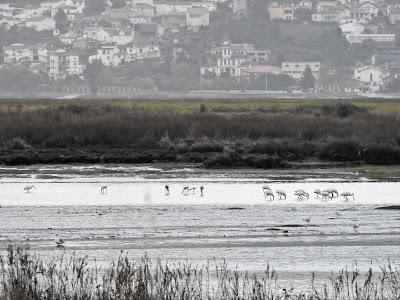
xmin=0 ymin=164 xmax=399 ymax=288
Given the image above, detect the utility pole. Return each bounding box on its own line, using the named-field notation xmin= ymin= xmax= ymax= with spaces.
xmin=265 ymin=72 xmax=268 ymax=92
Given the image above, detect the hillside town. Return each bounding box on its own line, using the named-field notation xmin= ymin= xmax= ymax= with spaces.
xmin=1 ymin=0 xmax=400 ymax=97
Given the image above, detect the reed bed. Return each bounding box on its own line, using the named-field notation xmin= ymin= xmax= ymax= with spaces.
xmin=0 ymin=100 xmax=399 ymax=165
xmin=1 ymin=247 xmax=400 ymax=300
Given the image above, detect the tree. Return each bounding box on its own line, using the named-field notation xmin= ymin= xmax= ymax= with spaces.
xmin=301 ymin=66 xmax=315 ymax=90
xmin=85 ymin=60 xmax=104 ymax=93
xmin=55 ymin=9 xmax=70 ymax=33
xmin=85 ymin=0 xmax=106 ymax=16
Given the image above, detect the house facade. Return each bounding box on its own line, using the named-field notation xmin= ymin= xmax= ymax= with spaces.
xmin=281 ymin=61 xmax=321 ymax=79
xmin=269 ymin=5 xmax=294 ymax=20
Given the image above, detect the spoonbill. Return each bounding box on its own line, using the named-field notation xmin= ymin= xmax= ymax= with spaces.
xmin=340 ymin=192 xmax=354 ymax=201
xmin=264 ymin=190 xmax=274 ymax=201
xmin=24 ymin=185 xmax=36 ymax=193
xmin=100 ymin=185 xmax=108 ymax=194
xmin=324 ymin=189 xmax=339 ymax=198
xmin=276 ymin=190 xmax=286 ymax=200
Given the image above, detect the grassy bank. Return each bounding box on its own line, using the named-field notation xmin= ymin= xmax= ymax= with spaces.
xmin=0 ymin=99 xmax=400 ymax=167
xmin=0 ymin=247 xmax=399 ymax=300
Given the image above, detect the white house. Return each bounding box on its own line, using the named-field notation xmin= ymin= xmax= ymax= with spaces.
xmin=88 ymin=45 xmax=122 ymax=66
xmin=388 ymin=5 xmax=400 ymax=24
xmin=18 ymin=6 xmax=47 ymax=20
xmin=154 ymin=1 xmax=216 ymax=15
xmin=312 ymin=11 xmax=341 ymax=22
xmin=130 ymin=3 xmax=155 ymax=18
xmin=339 ymin=22 xmax=364 ymax=35
xmin=281 ymin=61 xmax=321 ymax=79
xmin=186 ymin=7 xmax=209 ymax=28
xmin=3 ymin=43 xmax=48 ymax=64
xmin=345 ymin=33 xmax=396 ymax=44
xmin=47 ymin=49 xmax=84 ymax=80
xmin=89 ymin=43 xmax=161 ymax=66
xmin=124 ymin=43 xmax=161 ymax=61
xmin=232 ymin=0 xmax=247 ymax=13
xmin=25 ymin=16 xmax=56 ymax=31
xmin=353 ymin=65 xmax=388 ymax=92
xmin=82 ymin=27 xmax=111 ymax=42
xmin=201 ymin=41 xmax=268 ymax=77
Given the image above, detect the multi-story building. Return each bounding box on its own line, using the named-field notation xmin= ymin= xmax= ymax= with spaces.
xmin=47 ymin=49 xmax=83 ymax=80
xmin=186 ymin=7 xmax=209 ymax=28
xmin=269 ymin=4 xmax=294 ymax=20
xmin=201 ymin=41 xmax=269 ymax=77
xmin=345 ymin=34 xmax=396 ymax=44
xmin=281 ymin=61 xmax=321 ymax=79
xmin=25 ymin=16 xmax=56 ymax=31
xmin=89 ymin=43 xmax=161 ymax=66
xmin=3 ymin=43 xmax=48 ymax=64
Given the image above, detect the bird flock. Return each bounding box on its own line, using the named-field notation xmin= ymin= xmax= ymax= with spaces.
xmin=262 ymin=185 xmax=355 ymax=201
xmin=23 ymin=184 xmax=354 ymax=201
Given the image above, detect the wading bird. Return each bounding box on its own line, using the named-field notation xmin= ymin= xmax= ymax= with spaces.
xmin=262 ymin=186 xmax=271 ymax=197
xmin=165 ymin=185 xmax=170 ymax=195
xmin=294 ymin=190 xmax=309 ymax=200
xmin=200 ymin=186 xmax=204 ymax=196
xmin=24 ymin=185 xmax=36 ymax=193
xmin=314 ymin=189 xmax=322 ymax=198
xmin=100 ymin=185 xmax=108 ymax=194
xmin=320 ymin=191 xmax=330 ymax=201
xmin=55 ymin=235 xmax=65 ymax=247
xmin=182 ymin=186 xmax=196 ymax=195
xmin=264 ymin=190 xmax=274 ymax=201
xmin=276 ymin=190 xmax=286 ymax=200
xmin=341 ymin=192 xmax=354 ymax=201
xmin=303 ymin=217 xmax=311 ymax=223
xmin=324 ymin=189 xmax=339 ymax=198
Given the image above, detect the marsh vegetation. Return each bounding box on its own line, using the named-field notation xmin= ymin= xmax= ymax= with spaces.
xmin=0 ymin=99 xmax=400 ymax=167
xmin=1 ymin=247 xmax=400 ymax=300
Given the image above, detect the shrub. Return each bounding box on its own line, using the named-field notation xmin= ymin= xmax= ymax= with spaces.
xmin=5 ymin=137 xmax=31 ymax=150
xmin=191 ymin=137 xmax=224 ymax=153
xmin=364 ymin=144 xmax=400 ymax=165
xmin=320 ymin=140 xmax=361 ymax=161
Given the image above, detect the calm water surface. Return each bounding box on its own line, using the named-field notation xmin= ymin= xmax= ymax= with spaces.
xmin=0 ymin=164 xmax=399 ymax=288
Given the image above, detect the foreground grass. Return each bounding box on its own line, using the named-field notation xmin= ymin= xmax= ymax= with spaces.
xmin=0 ymin=98 xmax=400 ymax=166
xmin=1 ymin=247 xmax=399 ymax=300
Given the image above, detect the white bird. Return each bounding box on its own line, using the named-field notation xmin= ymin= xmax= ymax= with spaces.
xmin=182 ymin=186 xmax=196 ymax=195
xmin=314 ymin=189 xmax=322 ymax=198
xmin=54 ymin=235 xmax=65 ymax=247
xmin=24 ymin=185 xmax=36 ymax=193
xmin=324 ymin=189 xmax=339 ymax=198
xmin=264 ymin=190 xmax=274 ymax=201
xmin=341 ymin=192 xmax=355 ymax=201
xmin=276 ymin=190 xmax=286 ymax=200
xmin=100 ymin=185 xmax=108 ymax=194
xmin=262 ymin=185 xmax=271 ymax=196
xmin=294 ymin=190 xmax=309 ymax=200
xmin=320 ymin=191 xmax=330 ymax=201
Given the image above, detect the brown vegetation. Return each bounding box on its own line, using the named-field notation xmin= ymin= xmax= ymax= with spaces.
xmin=1 ymin=247 xmax=400 ymax=300
xmin=0 ymin=99 xmax=399 ymax=166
